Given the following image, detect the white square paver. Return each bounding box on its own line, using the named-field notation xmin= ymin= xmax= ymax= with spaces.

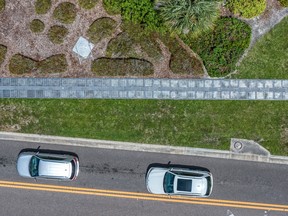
xmin=72 ymin=36 xmax=94 ymax=59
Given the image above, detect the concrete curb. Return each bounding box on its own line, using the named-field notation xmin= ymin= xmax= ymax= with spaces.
xmin=0 ymin=132 xmax=288 ymax=165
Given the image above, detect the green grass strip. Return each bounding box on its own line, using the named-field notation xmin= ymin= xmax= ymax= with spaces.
xmin=0 ymin=99 xmax=287 ymax=155
xmin=234 ymin=16 xmax=288 ymax=79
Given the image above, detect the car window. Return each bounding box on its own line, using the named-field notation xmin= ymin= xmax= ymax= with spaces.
xmin=29 ymin=156 xmax=40 ymax=177
xmin=163 ymin=172 xmax=175 ymax=194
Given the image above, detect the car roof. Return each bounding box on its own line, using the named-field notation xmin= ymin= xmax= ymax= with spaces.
xmin=38 ymin=159 xmax=72 ymax=178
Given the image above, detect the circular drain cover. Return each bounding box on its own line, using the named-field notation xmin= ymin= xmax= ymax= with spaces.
xmin=234 ymin=141 xmax=243 ymax=150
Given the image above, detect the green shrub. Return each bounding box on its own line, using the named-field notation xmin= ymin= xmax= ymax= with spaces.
xmin=48 ymin=25 xmax=68 ymax=44
xmin=186 ymin=17 xmax=251 ymax=77
xmin=9 ymin=55 xmax=37 ymax=74
xmin=35 ymin=0 xmax=51 ymax=14
xmin=38 ymin=54 xmax=67 ymax=73
xmin=279 ymin=0 xmax=288 ymax=7
xmin=9 ymin=54 xmax=67 ymax=74
xmin=91 ymin=58 xmax=154 ymax=76
xmin=87 ymin=17 xmax=117 ymax=44
xmin=53 ymin=2 xmax=76 ymax=24
xmin=102 ymin=0 xmax=121 ymax=14
xmin=103 ymin=0 xmax=165 ymax=32
xmin=30 ymin=19 xmax=45 ymax=33
xmin=225 ymin=0 xmax=266 ymax=18
xmin=0 ymin=0 xmax=5 ymax=12
xmin=0 ymin=45 xmax=7 ymax=65
xmin=157 ymin=0 xmax=220 ymax=36
xmin=78 ymin=0 xmax=98 ymax=9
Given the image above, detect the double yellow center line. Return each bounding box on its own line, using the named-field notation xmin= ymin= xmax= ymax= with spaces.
xmin=0 ymin=180 xmax=287 ymax=212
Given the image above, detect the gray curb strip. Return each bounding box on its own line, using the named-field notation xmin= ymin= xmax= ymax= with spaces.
xmin=0 ymin=132 xmax=287 ymax=165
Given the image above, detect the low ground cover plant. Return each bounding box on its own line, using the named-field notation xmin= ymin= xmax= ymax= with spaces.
xmin=48 ymin=25 xmax=68 ymax=44
xmin=87 ymin=17 xmax=117 ymax=44
xmin=278 ymin=0 xmax=288 ymax=7
xmin=161 ymin=35 xmax=203 ymax=75
xmin=0 ymin=0 xmax=5 ymax=12
xmin=30 ymin=19 xmax=45 ymax=33
xmin=0 ymin=44 xmax=7 ymax=65
xmin=225 ymin=0 xmax=266 ymax=18
xmin=78 ymin=0 xmax=98 ymax=9
xmin=35 ymin=0 xmax=51 ymax=14
xmin=91 ymin=58 xmax=154 ymax=76
xmin=53 ymin=2 xmax=77 ymax=24
xmin=9 ymin=54 xmax=67 ymax=74
xmin=185 ymin=17 xmax=251 ymax=77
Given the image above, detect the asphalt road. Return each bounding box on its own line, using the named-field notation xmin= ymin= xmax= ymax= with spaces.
xmin=0 ymin=139 xmax=287 ymax=216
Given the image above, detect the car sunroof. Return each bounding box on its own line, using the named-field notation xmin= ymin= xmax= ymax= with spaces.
xmin=177 ymin=179 xmax=192 ymax=192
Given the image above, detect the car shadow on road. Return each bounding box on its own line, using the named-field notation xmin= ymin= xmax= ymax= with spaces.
xmin=18 ymin=147 xmax=79 ymax=159
xmin=145 ymin=162 xmax=210 ymax=177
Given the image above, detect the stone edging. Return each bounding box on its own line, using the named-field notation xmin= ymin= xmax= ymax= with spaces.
xmin=1 ymin=78 xmax=288 ymax=100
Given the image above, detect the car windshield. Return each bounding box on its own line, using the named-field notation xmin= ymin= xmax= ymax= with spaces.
xmin=163 ymin=172 xmax=175 ymax=193
xmin=29 ymin=156 xmax=40 ymax=177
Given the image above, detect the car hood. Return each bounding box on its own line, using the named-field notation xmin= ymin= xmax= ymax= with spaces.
xmin=192 ymin=178 xmax=207 ymax=196
xmin=146 ymin=168 xmax=166 ymax=194
xmin=17 ymin=154 xmax=32 ymax=177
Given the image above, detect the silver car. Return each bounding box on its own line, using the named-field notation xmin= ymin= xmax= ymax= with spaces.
xmin=146 ymin=167 xmax=213 ymax=197
xmin=17 ymin=151 xmax=79 ymax=181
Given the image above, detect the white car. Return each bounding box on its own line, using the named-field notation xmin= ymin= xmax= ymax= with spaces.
xmin=146 ymin=167 xmax=213 ymax=197
xmin=17 ymin=151 xmax=79 ymax=181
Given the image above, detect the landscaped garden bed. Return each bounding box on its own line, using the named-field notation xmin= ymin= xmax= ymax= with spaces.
xmin=1 ymin=0 xmax=286 ymax=78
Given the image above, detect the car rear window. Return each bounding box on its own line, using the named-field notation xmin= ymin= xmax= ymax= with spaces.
xmin=177 ymin=179 xmax=192 ymax=192
xmin=163 ymin=172 xmax=175 ymax=193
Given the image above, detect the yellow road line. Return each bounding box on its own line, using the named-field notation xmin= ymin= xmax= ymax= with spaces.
xmin=0 ymin=180 xmax=287 ymax=212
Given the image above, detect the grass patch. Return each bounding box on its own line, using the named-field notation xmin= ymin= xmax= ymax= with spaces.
xmin=232 ymin=16 xmax=288 ymax=79
xmin=9 ymin=54 xmax=67 ymax=74
xmin=0 ymin=44 xmax=7 ymax=65
xmin=87 ymin=17 xmax=117 ymax=44
xmin=0 ymin=99 xmax=288 ymax=155
xmin=48 ymin=25 xmax=68 ymax=44
xmin=78 ymin=0 xmax=98 ymax=9
xmin=53 ymin=2 xmax=77 ymax=24
xmin=91 ymin=58 xmax=154 ymax=76
xmin=35 ymin=0 xmax=51 ymax=14
xmin=30 ymin=19 xmax=45 ymax=33
xmin=0 ymin=0 xmax=5 ymax=12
